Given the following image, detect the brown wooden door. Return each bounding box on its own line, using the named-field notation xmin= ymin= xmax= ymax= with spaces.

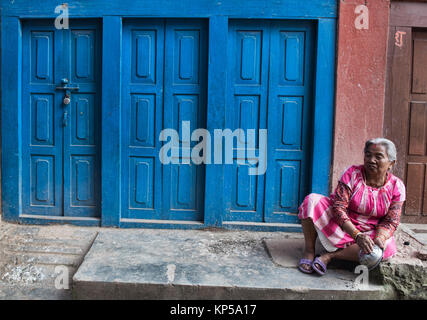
xmin=385 ymin=2 xmax=427 ymax=223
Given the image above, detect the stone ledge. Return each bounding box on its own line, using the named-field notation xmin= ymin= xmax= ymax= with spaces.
xmin=377 ymin=225 xmax=427 ymax=300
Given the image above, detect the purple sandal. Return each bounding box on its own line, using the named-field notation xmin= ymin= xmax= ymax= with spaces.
xmin=298 ymin=258 xmax=314 ymax=274
xmin=312 ymin=257 xmax=327 ymax=276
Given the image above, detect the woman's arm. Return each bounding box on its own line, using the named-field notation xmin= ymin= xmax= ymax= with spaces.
xmin=332 ymin=182 xmax=352 ymax=226
xmin=374 ymin=201 xmax=403 ymax=249
xmin=333 ymin=182 xmax=375 ymax=253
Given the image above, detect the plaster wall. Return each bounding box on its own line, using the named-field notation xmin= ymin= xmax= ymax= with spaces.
xmin=331 ymin=0 xmax=390 ymax=189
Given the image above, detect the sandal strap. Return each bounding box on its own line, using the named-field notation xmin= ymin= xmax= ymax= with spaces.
xmin=299 ymin=258 xmax=313 ymax=265
xmin=313 ymin=257 xmax=327 ymax=274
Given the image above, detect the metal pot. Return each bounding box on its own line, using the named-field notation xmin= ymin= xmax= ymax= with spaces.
xmin=358 ymin=245 xmax=384 ymax=270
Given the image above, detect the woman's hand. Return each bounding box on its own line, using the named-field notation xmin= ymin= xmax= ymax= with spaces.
xmin=356 ymin=233 xmax=375 ymax=254
xmin=374 ymin=235 xmax=386 ymax=249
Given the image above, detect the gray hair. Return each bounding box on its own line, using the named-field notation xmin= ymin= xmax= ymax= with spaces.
xmin=364 ymin=138 xmax=397 ymax=162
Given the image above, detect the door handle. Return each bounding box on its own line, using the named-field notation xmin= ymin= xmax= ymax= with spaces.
xmin=63 ymin=112 xmax=68 ymax=127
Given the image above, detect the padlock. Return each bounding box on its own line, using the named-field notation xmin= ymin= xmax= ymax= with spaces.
xmin=63 ymin=96 xmax=71 ymax=105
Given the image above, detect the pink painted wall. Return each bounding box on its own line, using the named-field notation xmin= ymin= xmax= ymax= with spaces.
xmin=331 ymin=0 xmax=390 ymax=189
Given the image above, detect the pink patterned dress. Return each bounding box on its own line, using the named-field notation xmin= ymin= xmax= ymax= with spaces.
xmin=298 ymin=165 xmax=406 ymax=260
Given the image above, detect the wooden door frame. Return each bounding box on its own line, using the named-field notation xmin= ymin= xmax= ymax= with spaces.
xmin=384 ymin=1 xmax=427 ymax=223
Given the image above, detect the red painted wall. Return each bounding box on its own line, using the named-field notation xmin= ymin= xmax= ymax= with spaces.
xmin=331 ymin=0 xmax=390 ymax=189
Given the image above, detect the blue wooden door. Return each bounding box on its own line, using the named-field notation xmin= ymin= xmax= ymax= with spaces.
xmin=224 ymin=20 xmax=314 ymax=223
xmin=21 ymin=19 xmax=101 ymax=217
xmin=122 ymin=19 xmax=207 ymax=221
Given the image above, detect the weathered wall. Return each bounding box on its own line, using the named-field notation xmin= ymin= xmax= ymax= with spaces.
xmin=331 ymin=0 xmax=390 ymax=189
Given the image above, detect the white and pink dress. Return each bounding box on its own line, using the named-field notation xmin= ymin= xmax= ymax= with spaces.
xmin=298 ymin=165 xmax=406 ymax=259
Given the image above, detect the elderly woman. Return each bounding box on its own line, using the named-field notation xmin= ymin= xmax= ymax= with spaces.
xmin=298 ymin=138 xmax=406 ymax=275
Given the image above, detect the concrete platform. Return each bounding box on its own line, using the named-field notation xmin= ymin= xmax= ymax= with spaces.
xmin=73 ymin=229 xmax=395 ymax=300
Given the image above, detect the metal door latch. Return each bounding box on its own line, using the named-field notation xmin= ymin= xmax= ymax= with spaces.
xmin=56 ymin=79 xmax=79 ymax=105
xmin=63 ymin=112 xmax=68 ymax=127
xmin=56 ymin=78 xmax=79 ymax=91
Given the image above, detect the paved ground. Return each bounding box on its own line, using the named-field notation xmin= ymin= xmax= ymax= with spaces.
xmin=0 ymin=221 xmax=98 ymax=299
xmin=0 ymin=219 xmax=425 ymax=299
xmin=404 ymin=223 xmax=427 ymax=245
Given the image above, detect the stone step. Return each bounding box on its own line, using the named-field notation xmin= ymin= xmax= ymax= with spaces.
xmin=11 ymin=237 xmax=94 ymax=248
xmin=2 ymin=250 xmax=83 ymax=267
xmin=72 ymin=229 xmax=396 ymax=300
xmin=4 ymin=244 xmax=86 ymax=255
xmin=0 ymin=284 xmax=72 ymax=300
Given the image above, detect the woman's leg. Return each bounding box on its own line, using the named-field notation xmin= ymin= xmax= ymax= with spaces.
xmin=314 ymin=243 xmax=360 ymax=272
xmin=300 ymin=218 xmax=318 ymax=272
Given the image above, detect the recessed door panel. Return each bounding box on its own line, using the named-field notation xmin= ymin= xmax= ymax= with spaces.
xmin=131 ymin=94 xmax=156 ymax=147
xmin=31 ymin=94 xmax=54 ymax=146
xmin=31 ymin=31 xmax=54 ymax=83
xmin=132 ymin=30 xmax=158 ymax=83
xmin=279 ymin=31 xmax=305 ymax=85
xmin=71 ymin=156 xmax=96 ymax=205
xmin=235 ymin=30 xmax=262 ymax=84
xmin=71 ymin=94 xmax=96 ymax=146
xmin=71 ymin=29 xmax=96 ymax=83
xmin=31 ymin=156 xmax=55 ymax=206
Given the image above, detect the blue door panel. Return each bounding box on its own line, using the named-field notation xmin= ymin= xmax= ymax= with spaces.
xmin=225 ymin=20 xmax=314 ymax=223
xmin=280 ymin=32 xmax=305 ymax=85
xmin=31 ymin=156 xmax=55 ymax=206
xmin=71 ymin=30 xmax=97 ymax=82
xmin=163 ymin=20 xmax=207 ymax=221
xmin=224 ymin=21 xmax=269 ymax=222
xmin=64 ymin=20 xmax=101 ymax=218
xmin=22 ymin=22 xmax=63 ymax=216
xmin=70 ymin=94 xmax=96 ymax=145
xmin=172 ymin=29 xmax=201 ymax=84
xmin=264 ymin=21 xmax=315 ymax=223
xmin=233 ymin=163 xmax=258 ymax=210
xmin=132 ymin=30 xmax=158 ymax=84
xmin=129 ymin=157 xmax=155 ymax=210
xmin=235 ymin=30 xmax=263 ymax=85
xmin=31 ymin=94 xmax=54 ymax=146
xmin=278 ymin=96 xmax=303 ymax=149
xmin=71 ymin=156 xmax=97 ymax=204
xmin=131 ymin=94 xmax=156 ymax=147
xmin=31 ymin=31 xmax=54 ymax=83
xmin=21 ymin=19 xmax=101 ymax=218
xmin=278 ymin=160 xmax=301 ymax=211
xmin=122 ymin=20 xmax=164 ymax=220
xmin=122 ymin=19 xmax=207 ymax=221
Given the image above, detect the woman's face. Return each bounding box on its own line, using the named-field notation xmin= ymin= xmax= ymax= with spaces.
xmin=363 ymin=144 xmax=394 ymax=177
